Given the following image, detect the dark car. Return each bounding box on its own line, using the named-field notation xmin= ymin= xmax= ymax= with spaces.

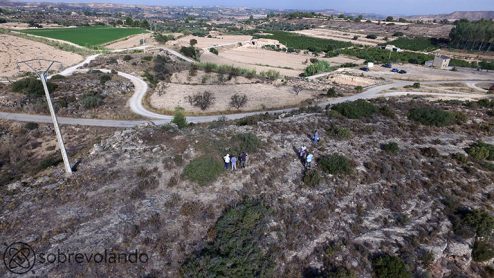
xmin=360 ymin=67 xmax=369 ymax=72
xmin=391 ymin=68 xmax=399 ymax=73
xmin=383 ymin=63 xmax=392 ymax=68
xmin=398 ymin=70 xmax=407 ymax=74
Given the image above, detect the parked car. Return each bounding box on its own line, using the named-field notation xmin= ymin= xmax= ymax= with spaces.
xmin=383 ymin=63 xmax=392 ymax=68
xmin=398 ymin=70 xmax=407 ymax=74
xmin=360 ymin=67 xmax=369 ymax=72
xmin=391 ymin=68 xmax=399 ymax=73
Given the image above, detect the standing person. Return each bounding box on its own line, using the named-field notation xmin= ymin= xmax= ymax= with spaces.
xmin=239 ymin=152 xmax=246 ymax=168
xmin=223 ymin=154 xmax=230 ymax=170
xmin=312 ymin=130 xmax=320 ymax=144
xmin=231 ymin=155 xmax=237 ymax=171
xmin=305 ymin=153 xmax=314 ymax=168
xmin=244 ymin=152 xmax=249 ymax=167
xmin=299 ymin=146 xmax=307 ymax=159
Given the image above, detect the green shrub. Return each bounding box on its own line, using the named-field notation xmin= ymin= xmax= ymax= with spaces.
xmin=327 ymin=87 xmax=338 ymax=97
xmin=123 ymin=54 xmax=132 ymax=61
xmin=326 ymin=125 xmax=352 ymax=140
xmin=379 ymin=105 xmax=395 ymax=118
xmin=183 ymin=155 xmax=224 ymax=185
xmin=452 ymin=208 xmax=494 ymax=238
xmin=472 ymin=240 xmax=494 ymax=262
xmin=180 ymin=46 xmax=200 ymax=60
xmin=331 ymin=100 xmax=377 ymax=119
xmin=318 ymin=154 xmax=354 ymax=175
xmin=466 ymin=141 xmax=494 ymax=161
xmin=355 ymin=86 xmax=363 ymax=92
xmin=381 ymin=142 xmax=399 ymax=154
xmin=304 ymin=60 xmax=331 ymax=76
xmin=50 ymin=74 xmax=66 ymax=80
xmin=408 ymin=107 xmax=466 ymax=127
xmin=172 ymin=107 xmax=187 ymax=128
xmin=38 ymin=156 xmax=62 ymax=171
xmin=12 ymin=77 xmax=57 ymax=98
xmin=303 ymin=169 xmax=320 ymax=187
xmin=81 ymin=92 xmax=103 ymax=109
xmin=372 ymin=254 xmax=412 ymax=278
xmin=99 ymin=73 xmax=112 ymax=85
xmin=24 ymin=122 xmax=39 ymax=130
xmin=181 ymin=201 xmax=274 ymax=276
xmin=232 ymin=132 xmax=261 ymax=153
xmin=209 ymin=47 xmax=219 ymax=55
xmin=366 ymin=34 xmax=377 ymax=39
xmin=260 ymin=70 xmax=280 ymax=80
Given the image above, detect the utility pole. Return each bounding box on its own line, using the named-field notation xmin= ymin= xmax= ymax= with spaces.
xmin=18 ymin=59 xmax=73 ymax=175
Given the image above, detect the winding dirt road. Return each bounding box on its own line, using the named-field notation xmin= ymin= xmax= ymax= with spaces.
xmin=0 ymin=44 xmax=492 ymax=127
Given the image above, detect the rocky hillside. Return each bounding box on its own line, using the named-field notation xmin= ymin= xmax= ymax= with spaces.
xmin=1 ymin=97 xmax=493 ymax=277
xmin=408 ymin=11 xmax=494 ymax=21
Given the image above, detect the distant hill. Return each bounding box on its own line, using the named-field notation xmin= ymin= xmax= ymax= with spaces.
xmin=407 ymin=11 xmax=494 ymax=21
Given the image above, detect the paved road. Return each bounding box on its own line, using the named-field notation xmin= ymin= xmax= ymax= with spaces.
xmin=1 ymin=38 xmax=491 ymax=127
xmin=0 ymin=79 xmax=488 ymax=127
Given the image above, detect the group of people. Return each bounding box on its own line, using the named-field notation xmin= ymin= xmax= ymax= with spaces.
xmin=299 ymin=130 xmax=320 ymax=168
xmin=223 ymin=152 xmax=248 ymax=171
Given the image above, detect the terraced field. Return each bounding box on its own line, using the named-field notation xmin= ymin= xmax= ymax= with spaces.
xmin=20 ymin=26 xmax=148 ymax=47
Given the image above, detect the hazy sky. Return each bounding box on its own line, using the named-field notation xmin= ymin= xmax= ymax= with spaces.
xmin=18 ymin=0 xmax=494 ymax=15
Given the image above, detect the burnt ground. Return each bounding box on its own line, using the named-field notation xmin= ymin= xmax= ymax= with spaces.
xmin=0 ymin=98 xmax=493 ymax=277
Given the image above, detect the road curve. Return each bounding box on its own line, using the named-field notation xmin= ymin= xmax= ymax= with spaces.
xmin=0 ymin=79 xmax=489 ymax=127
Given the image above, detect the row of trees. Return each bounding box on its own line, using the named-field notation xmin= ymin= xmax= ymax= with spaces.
xmin=449 ymin=19 xmax=494 ymax=52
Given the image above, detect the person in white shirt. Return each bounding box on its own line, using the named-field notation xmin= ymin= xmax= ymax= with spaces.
xmin=305 ymin=153 xmax=314 ymax=168
xmin=223 ymin=154 xmax=230 ymax=170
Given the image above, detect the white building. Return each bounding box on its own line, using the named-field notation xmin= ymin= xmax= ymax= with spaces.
xmin=432 ymin=55 xmax=451 ymax=69
xmin=383 ymin=44 xmax=403 ymax=52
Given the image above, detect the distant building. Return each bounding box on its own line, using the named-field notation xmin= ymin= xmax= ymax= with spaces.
xmin=383 ymin=44 xmax=403 ymax=52
xmin=433 ymin=55 xmax=451 ymax=69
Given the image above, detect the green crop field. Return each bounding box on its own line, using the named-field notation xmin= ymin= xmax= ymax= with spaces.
xmin=20 ymin=26 xmax=147 ymax=47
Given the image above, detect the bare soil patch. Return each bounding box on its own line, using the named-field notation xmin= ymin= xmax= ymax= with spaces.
xmin=201 ymin=46 xmax=363 ymax=77
xmin=0 ymin=34 xmax=83 ymax=79
xmin=166 ymin=35 xmax=252 ymax=49
xmin=293 ymin=29 xmax=388 ymax=46
xmin=149 ymin=82 xmax=321 ymax=114
xmin=105 ymin=33 xmax=156 ymax=49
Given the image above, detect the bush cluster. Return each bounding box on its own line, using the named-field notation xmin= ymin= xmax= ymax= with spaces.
xmin=408 ymin=107 xmax=466 ymax=127
xmin=318 ymin=154 xmax=354 ymax=175
xmin=181 ymin=201 xmax=274 ymax=276
xmin=465 ymin=141 xmax=494 ymax=161
xmin=182 ymin=155 xmax=224 ymax=185
xmin=12 ymin=77 xmax=57 ymax=98
xmin=331 ymin=100 xmax=377 ymax=119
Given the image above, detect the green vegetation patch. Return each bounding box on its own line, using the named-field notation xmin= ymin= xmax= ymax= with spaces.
xmin=451 ymin=208 xmax=494 ymax=239
xmin=183 ymin=155 xmax=224 ymax=186
xmin=472 ymin=240 xmax=494 ymax=262
xmin=231 ymin=132 xmax=262 ymax=154
xmin=466 ymin=141 xmax=494 ymax=161
xmin=331 ymin=100 xmax=377 ymax=119
xmin=255 ymin=31 xmax=351 ymax=52
xmin=21 ymin=26 xmax=147 ymax=47
xmin=391 ymin=37 xmax=439 ymax=51
xmin=304 ymin=60 xmax=331 ymax=76
xmin=334 ymin=47 xmax=433 ymax=64
xmin=181 ymin=201 xmax=274 ymax=277
xmin=12 ymin=77 xmax=57 ymax=98
xmin=408 ymin=107 xmax=466 ymax=127
xmin=372 ymin=254 xmax=412 ymax=278
xmin=326 ymin=125 xmax=352 ymax=140
xmin=381 ymin=142 xmax=400 ymax=154
xmin=318 ymin=154 xmax=354 ymax=175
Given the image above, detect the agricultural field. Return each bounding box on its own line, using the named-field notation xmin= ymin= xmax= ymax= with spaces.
xmin=391 ymin=37 xmax=440 ymax=51
xmin=0 ymin=34 xmax=82 ymax=78
xmin=293 ymin=28 xmax=388 ymax=46
xmin=254 ymin=31 xmax=352 ymax=52
xmin=20 ymin=26 xmax=148 ymax=47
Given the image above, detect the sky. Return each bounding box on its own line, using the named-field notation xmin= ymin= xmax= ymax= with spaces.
xmin=17 ymin=0 xmax=494 ymax=15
